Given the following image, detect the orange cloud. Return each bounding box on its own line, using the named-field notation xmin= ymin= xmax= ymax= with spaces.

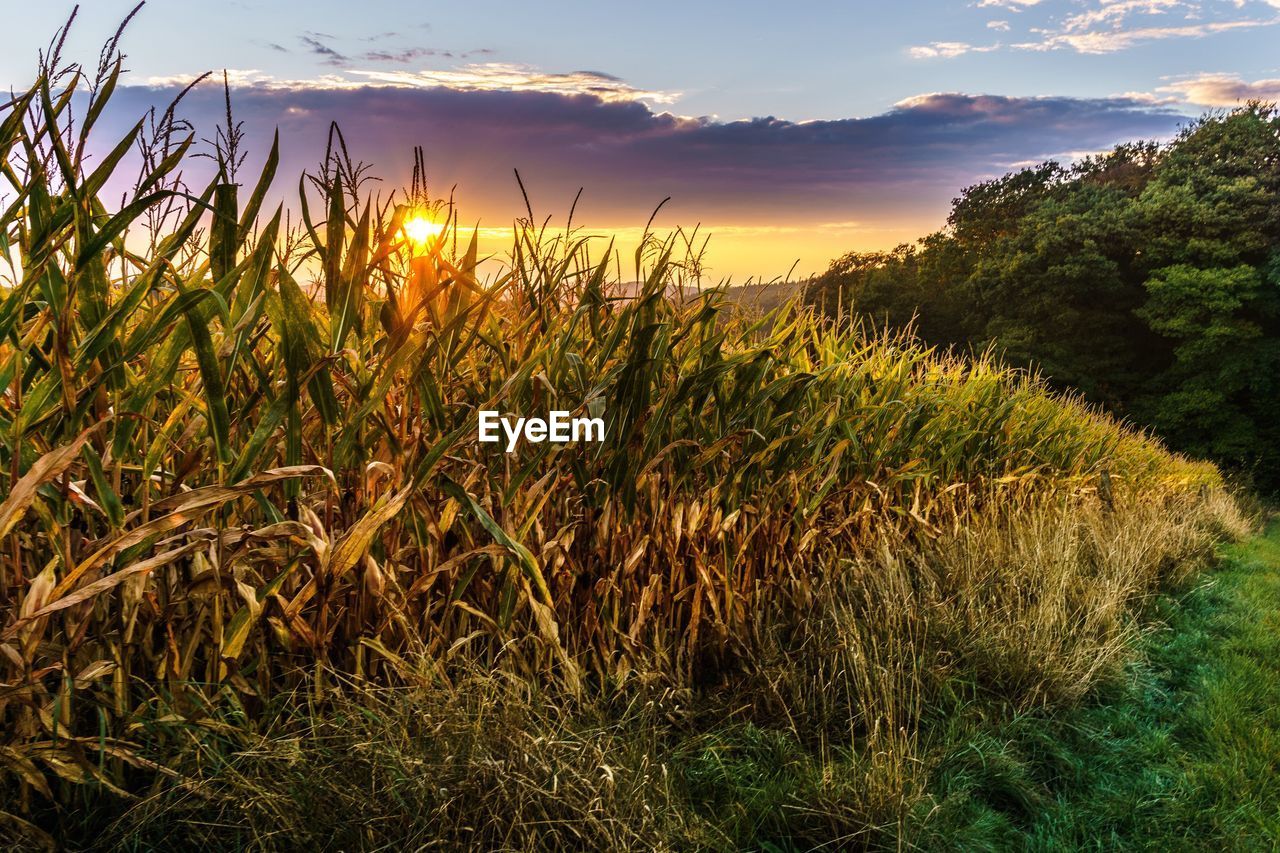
xmin=1157 ymin=72 xmax=1280 ymax=106
xmin=147 ymin=63 xmax=679 ymax=105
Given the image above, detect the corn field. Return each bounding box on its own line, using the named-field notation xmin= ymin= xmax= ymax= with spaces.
xmin=0 ymin=28 xmax=1223 ymax=821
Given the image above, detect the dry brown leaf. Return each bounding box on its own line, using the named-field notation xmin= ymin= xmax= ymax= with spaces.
xmin=0 ymin=421 xmax=105 ymax=539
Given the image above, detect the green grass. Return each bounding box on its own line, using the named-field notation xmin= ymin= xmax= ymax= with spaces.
xmin=916 ymin=519 xmax=1280 ymax=850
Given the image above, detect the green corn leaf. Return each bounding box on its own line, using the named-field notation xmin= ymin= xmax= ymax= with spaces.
xmin=80 ymin=444 xmax=124 ymax=529
xmin=177 ymin=284 xmax=233 ymax=467
xmin=210 ymin=182 xmax=238 ymax=284
xmin=238 ymin=131 xmax=279 ymax=245
xmin=75 ymin=191 xmax=177 ymax=267
xmin=438 ymin=474 xmax=552 ymax=607
xmin=80 ymin=119 xmax=143 ymax=201
xmin=332 ymin=204 xmax=369 ymax=351
xmin=277 ymin=263 xmax=339 ymax=425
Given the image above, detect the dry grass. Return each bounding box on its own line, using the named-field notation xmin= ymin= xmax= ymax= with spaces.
xmin=754 ymin=491 xmax=1246 ymax=736
xmin=84 ymin=673 xmax=714 ymax=852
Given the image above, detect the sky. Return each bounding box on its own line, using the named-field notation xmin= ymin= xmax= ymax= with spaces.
xmin=2 ymin=0 xmax=1279 ymax=280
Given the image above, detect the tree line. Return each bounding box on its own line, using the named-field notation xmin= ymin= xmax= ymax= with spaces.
xmin=807 ymin=104 xmax=1280 ymax=489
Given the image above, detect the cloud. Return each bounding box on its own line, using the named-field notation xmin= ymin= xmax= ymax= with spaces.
xmin=295 ymin=31 xmax=494 ymax=67
xmin=1157 ymin=72 xmax=1280 ymax=105
xmin=361 ymin=47 xmax=446 ymax=63
xmin=142 ymin=69 xmax=276 ymax=89
xmin=300 ymin=34 xmax=348 ymax=67
xmin=1016 ymin=16 xmax=1273 ymax=52
xmin=909 ymin=41 xmax=1001 ymax=58
xmin=144 ymin=63 xmax=678 ymax=105
xmin=1060 ymin=0 xmax=1189 ymax=32
xmin=977 ymin=0 xmax=1042 ymax=10
xmin=941 ymin=1 xmax=1280 ymax=57
xmin=352 ymin=64 xmax=680 ymax=104
xmin=359 ymin=47 xmax=495 ymax=63
xmin=95 ymin=77 xmax=1189 ymax=238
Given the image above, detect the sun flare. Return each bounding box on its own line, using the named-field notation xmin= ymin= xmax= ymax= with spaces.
xmin=403 ymin=214 xmax=445 ymax=248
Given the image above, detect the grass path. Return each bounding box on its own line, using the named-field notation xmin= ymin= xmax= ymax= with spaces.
xmin=921 ymin=520 xmax=1280 ymax=850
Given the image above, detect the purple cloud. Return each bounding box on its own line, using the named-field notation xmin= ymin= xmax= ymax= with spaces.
xmin=90 ymin=81 xmax=1190 ymax=234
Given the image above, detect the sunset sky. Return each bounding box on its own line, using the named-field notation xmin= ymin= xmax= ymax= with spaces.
xmin=3 ymin=0 xmax=1279 ymax=280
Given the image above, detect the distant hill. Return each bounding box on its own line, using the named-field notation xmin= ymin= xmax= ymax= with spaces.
xmin=606 ymin=279 xmax=809 ymax=314
xmin=704 ymin=280 xmax=808 ymax=314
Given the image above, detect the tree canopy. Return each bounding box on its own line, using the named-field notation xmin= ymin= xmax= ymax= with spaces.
xmin=807 ymin=104 xmax=1280 ymax=488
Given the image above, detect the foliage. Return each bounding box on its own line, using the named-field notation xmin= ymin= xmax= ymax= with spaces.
xmin=807 ymin=105 xmax=1280 ymax=489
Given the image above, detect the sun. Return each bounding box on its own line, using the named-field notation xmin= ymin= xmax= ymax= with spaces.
xmin=402 ymin=214 xmax=445 ymax=248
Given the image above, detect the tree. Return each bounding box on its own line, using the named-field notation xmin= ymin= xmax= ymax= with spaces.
xmin=807 ymin=105 xmax=1280 ymax=488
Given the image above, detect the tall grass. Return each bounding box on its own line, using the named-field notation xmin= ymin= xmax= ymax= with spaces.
xmin=0 ymin=21 xmax=1239 ymax=847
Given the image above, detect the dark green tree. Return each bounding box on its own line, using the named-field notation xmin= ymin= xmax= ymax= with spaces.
xmin=806 ymin=104 xmax=1280 ymax=488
